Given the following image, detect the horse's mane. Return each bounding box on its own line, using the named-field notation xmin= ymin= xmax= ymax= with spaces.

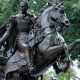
xmin=35 ymin=2 xmax=52 ymax=19
xmin=35 ymin=2 xmax=53 ymax=26
xmin=39 ymin=2 xmax=52 ymax=14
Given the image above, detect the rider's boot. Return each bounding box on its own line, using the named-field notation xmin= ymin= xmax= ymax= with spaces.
xmin=24 ymin=50 xmax=35 ymax=73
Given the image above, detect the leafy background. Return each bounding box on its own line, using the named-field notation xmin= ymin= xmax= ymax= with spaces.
xmin=0 ymin=0 xmax=80 ymax=59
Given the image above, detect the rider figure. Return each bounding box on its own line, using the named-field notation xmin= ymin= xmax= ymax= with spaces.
xmin=0 ymin=0 xmax=35 ymax=72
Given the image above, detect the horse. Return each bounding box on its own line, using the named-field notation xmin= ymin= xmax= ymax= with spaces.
xmin=27 ymin=2 xmax=80 ymax=79
xmin=1 ymin=2 xmax=80 ymax=80
xmin=28 ymin=2 xmax=70 ymax=76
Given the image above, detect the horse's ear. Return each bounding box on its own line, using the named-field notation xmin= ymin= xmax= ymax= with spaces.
xmin=61 ymin=2 xmax=63 ymax=5
xmin=55 ymin=1 xmax=59 ymax=5
xmin=58 ymin=2 xmax=64 ymax=7
xmin=53 ymin=0 xmax=59 ymax=5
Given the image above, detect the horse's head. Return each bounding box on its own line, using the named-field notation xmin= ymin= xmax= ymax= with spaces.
xmin=50 ymin=3 xmax=70 ymax=28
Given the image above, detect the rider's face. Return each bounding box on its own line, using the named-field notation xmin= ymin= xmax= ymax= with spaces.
xmin=20 ymin=5 xmax=28 ymax=14
xmin=20 ymin=1 xmax=29 ymax=14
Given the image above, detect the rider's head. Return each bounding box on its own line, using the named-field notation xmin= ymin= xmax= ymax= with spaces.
xmin=20 ymin=0 xmax=29 ymax=14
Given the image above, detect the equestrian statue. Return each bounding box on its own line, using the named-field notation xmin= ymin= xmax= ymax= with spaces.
xmin=0 ymin=0 xmax=80 ymax=80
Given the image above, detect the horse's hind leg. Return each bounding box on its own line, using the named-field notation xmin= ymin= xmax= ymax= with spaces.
xmin=6 ymin=71 xmax=20 ymax=80
xmin=37 ymin=75 xmax=43 ymax=80
xmin=53 ymin=63 xmax=63 ymax=74
xmin=6 ymin=72 xmax=14 ymax=80
xmin=41 ymin=75 xmax=43 ymax=80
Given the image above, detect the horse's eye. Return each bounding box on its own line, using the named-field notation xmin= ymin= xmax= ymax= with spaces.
xmin=54 ymin=7 xmax=58 ymax=10
xmin=60 ymin=9 xmax=64 ymax=14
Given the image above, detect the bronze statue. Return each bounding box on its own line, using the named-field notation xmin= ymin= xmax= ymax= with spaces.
xmin=0 ymin=1 xmax=80 ymax=80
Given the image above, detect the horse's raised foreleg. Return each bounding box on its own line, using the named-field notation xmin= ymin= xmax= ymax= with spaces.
xmin=68 ymin=39 xmax=80 ymax=53
xmin=52 ymin=39 xmax=80 ymax=74
xmin=44 ymin=45 xmax=64 ymax=57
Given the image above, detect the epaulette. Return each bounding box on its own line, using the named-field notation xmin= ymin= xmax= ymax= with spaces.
xmin=9 ymin=15 xmax=17 ymax=23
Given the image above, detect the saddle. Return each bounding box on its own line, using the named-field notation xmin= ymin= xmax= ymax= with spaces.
xmin=28 ymin=28 xmax=44 ymax=48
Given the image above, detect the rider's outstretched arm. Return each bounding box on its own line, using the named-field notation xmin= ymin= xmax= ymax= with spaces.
xmin=0 ymin=17 xmax=15 ymax=44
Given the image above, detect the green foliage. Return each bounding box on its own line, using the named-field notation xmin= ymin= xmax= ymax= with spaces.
xmin=29 ymin=0 xmax=46 ymax=15
xmin=64 ymin=2 xmax=80 ymax=23
xmin=61 ymin=24 xmax=80 ymax=60
xmin=57 ymin=68 xmax=75 ymax=80
xmin=43 ymin=69 xmax=57 ymax=80
xmin=0 ymin=0 xmax=20 ymax=24
xmin=60 ymin=0 xmax=80 ymax=59
xmin=43 ymin=68 xmax=75 ymax=80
